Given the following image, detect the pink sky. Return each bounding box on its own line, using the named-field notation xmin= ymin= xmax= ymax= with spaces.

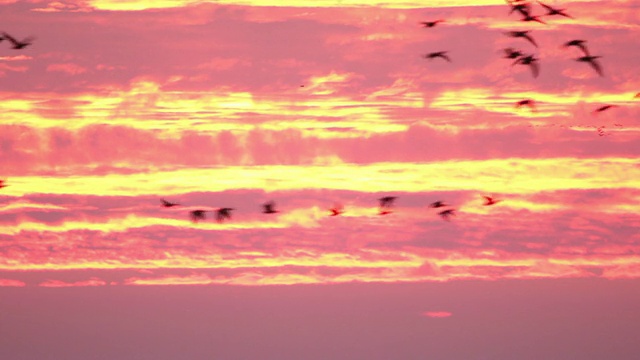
xmin=1 ymin=0 xmax=639 ymax=358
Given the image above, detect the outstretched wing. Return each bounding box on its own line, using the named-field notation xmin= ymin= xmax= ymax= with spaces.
xmin=588 ymin=59 xmax=604 ymax=77
xmin=1 ymin=32 xmax=19 ymax=46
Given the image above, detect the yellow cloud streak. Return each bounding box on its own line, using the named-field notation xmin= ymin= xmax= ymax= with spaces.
xmin=3 ymin=78 xmax=419 ymax=137
xmin=87 ymin=0 xmax=507 ymax=11
xmin=4 ymin=157 xmax=639 ymax=197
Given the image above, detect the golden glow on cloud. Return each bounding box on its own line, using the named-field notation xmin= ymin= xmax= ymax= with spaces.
xmin=3 ymin=158 xmax=639 ymax=197
xmin=86 ymin=0 xmax=506 ymax=11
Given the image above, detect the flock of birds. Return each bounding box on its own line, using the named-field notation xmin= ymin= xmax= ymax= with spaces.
xmin=158 ymin=195 xmax=503 ymax=224
xmin=421 ymin=0 xmax=640 ymax=136
xmin=421 ymin=0 xmax=603 ymax=78
xmin=1 ymin=0 xmax=638 ymax=224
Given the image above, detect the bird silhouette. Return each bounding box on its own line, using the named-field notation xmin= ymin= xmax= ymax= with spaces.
xmin=513 ymin=55 xmax=540 ymax=78
xmin=438 ymin=209 xmax=456 ymax=221
xmin=0 ymin=180 xmax=7 ymax=189
xmin=576 ymin=55 xmax=603 ymax=76
xmin=420 ymin=20 xmax=444 ymax=28
xmin=379 ymin=196 xmax=397 ymax=208
xmin=537 ymin=1 xmax=572 ymax=18
xmin=216 ymin=208 xmax=234 ymax=223
xmin=262 ymin=201 xmax=279 ymax=214
xmin=520 ymin=13 xmax=547 ymax=24
xmin=378 ymin=196 xmax=397 ymax=215
xmin=429 ymin=201 xmax=448 ymax=208
xmin=329 ymin=204 xmax=344 ymax=216
xmin=503 ymin=47 xmax=524 ymax=59
xmin=593 ymin=104 xmax=616 ymax=114
xmin=507 ymin=0 xmax=532 ymax=16
xmin=423 ymin=51 xmax=451 ymax=62
xmin=505 ymin=31 xmax=538 ymax=48
xmin=516 ymin=99 xmax=536 ymax=111
xmin=190 ymin=210 xmax=207 ymax=223
xmin=483 ymin=196 xmax=501 ymax=206
xmin=563 ymin=40 xmax=589 ymax=55
xmin=2 ymin=32 xmax=34 ymax=49
xmin=160 ymin=199 xmax=180 ymax=207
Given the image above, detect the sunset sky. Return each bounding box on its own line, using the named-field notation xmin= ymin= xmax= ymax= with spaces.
xmin=1 ymin=0 xmax=639 ymax=358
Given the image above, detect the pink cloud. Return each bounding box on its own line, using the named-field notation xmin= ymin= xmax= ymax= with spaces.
xmin=0 ymin=278 xmax=26 ymax=287
xmin=423 ymin=311 xmax=452 ymax=318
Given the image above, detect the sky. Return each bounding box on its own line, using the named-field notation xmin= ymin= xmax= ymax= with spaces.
xmin=0 ymin=0 xmax=639 ymax=358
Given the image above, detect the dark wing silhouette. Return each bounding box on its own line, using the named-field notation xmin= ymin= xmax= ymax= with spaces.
xmin=587 ymin=59 xmax=603 ymax=77
xmin=438 ymin=209 xmax=456 ymax=221
xmin=190 ymin=210 xmax=206 ymax=223
xmin=0 ymin=180 xmax=7 ymax=189
xmin=329 ymin=204 xmax=344 ymax=216
xmin=161 ymin=199 xmax=179 ymax=207
xmin=430 ymin=201 xmax=447 ymax=208
xmin=216 ymin=208 xmax=234 ymax=223
xmin=263 ymin=201 xmax=278 ymax=214
xmin=379 ymin=196 xmax=397 ymax=208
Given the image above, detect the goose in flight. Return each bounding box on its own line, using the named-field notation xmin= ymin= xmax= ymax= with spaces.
xmin=438 ymin=209 xmax=456 ymax=221
xmin=161 ymin=199 xmax=180 ymax=208
xmin=563 ymin=40 xmax=589 ymax=55
xmin=262 ymin=201 xmax=279 ymax=214
xmin=505 ymin=31 xmax=538 ymax=47
xmin=378 ymin=196 xmax=397 ymax=215
xmin=429 ymin=201 xmax=448 ymax=208
xmin=420 ymin=20 xmax=444 ymax=28
xmin=503 ymin=47 xmax=524 ymax=59
xmin=329 ymin=204 xmax=344 ymax=216
xmin=593 ymin=104 xmax=616 ymax=114
xmin=537 ymin=1 xmax=572 ymax=18
xmin=576 ymin=55 xmax=603 ymax=76
xmin=216 ymin=208 xmax=234 ymax=223
xmin=2 ymin=32 xmax=34 ymax=49
xmin=190 ymin=210 xmax=207 ymax=223
xmin=516 ymin=99 xmax=536 ymax=111
xmin=483 ymin=196 xmax=501 ymax=206
xmin=513 ymin=55 xmax=540 ymax=78
xmin=423 ymin=51 xmax=451 ymax=62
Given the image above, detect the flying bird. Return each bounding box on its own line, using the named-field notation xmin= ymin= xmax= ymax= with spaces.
xmin=329 ymin=204 xmax=344 ymax=216
xmin=423 ymin=51 xmax=451 ymax=62
xmin=190 ymin=210 xmax=207 ymax=223
xmin=537 ymin=1 xmax=572 ymax=18
xmin=216 ymin=208 xmax=234 ymax=223
xmin=563 ymin=40 xmax=589 ymax=55
xmin=0 ymin=180 xmax=7 ymax=189
xmin=378 ymin=196 xmax=397 ymax=215
xmin=516 ymin=99 xmax=536 ymax=111
xmin=593 ymin=104 xmax=616 ymax=114
xmin=576 ymin=55 xmax=603 ymax=76
xmin=513 ymin=55 xmax=540 ymax=78
xmin=160 ymin=199 xmax=180 ymax=207
xmin=505 ymin=31 xmax=538 ymax=47
xmin=438 ymin=209 xmax=456 ymax=221
xmin=429 ymin=201 xmax=448 ymax=208
xmin=420 ymin=20 xmax=444 ymax=28
xmin=262 ymin=201 xmax=279 ymax=214
xmin=507 ymin=0 xmax=532 ymax=16
xmin=520 ymin=13 xmax=547 ymax=24
xmin=379 ymin=196 xmax=397 ymax=208
xmin=503 ymin=47 xmax=524 ymax=59
xmin=483 ymin=196 xmax=501 ymax=206
xmin=2 ymin=32 xmax=34 ymax=49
